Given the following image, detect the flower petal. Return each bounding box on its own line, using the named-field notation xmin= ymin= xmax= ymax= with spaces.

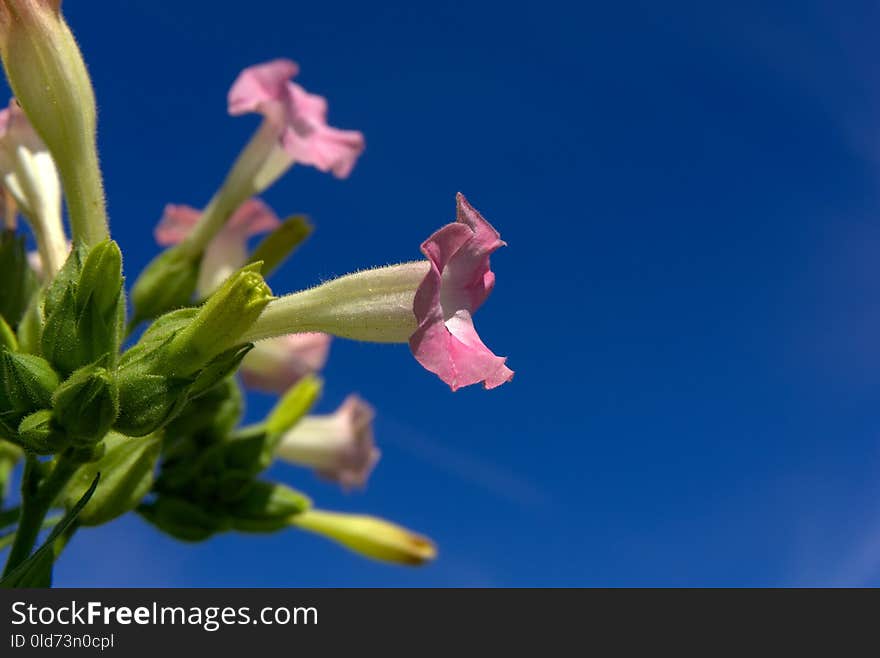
xmin=409 ymin=194 xmax=513 ymax=390
xmin=241 ymin=332 xmax=332 ymax=393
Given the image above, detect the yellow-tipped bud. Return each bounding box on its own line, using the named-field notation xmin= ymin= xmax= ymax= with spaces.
xmin=290 ymin=509 xmax=437 ymax=566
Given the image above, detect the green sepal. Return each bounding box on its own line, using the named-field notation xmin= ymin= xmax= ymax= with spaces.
xmin=17 ymin=410 xmax=69 ymax=455
xmin=63 ymin=431 xmax=161 ymax=526
xmin=0 ymin=350 xmax=59 ymax=421
xmin=0 ymin=316 xmax=17 ymax=352
xmin=247 ymin=215 xmax=313 ymax=278
xmin=188 ymin=344 xmax=252 ymax=399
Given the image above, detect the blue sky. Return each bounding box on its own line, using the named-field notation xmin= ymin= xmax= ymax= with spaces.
xmin=7 ymin=0 xmax=880 ymax=586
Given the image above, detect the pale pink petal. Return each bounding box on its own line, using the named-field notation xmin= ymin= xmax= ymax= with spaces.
xmin=227 ymin=60 xmax=365 ymax=178
xmin=277 ymin=394 xmax=380 ymax=489
xmin=241 ymin=332 xmax=332 ymax=393
xmin=227 ymin=58 xmax=299 ymax=117
xmin=154 ymin=204 xmax=202 ymax=246
xmin=409 ymin=193 xmax=514 ymax=391
xmin=225 ymin=197 xmax=281 ymax=235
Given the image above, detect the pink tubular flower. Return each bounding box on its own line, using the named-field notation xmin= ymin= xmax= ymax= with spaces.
xmin=240 ymin=332 xmax=332 ymax=393
xmin=242 ymin=193 xmax=514 ymax=391
xmin=155 ymin=197 xmax=280 ymax=296
xmin=277 ymin=395 xmax=380 ymax=489
xmin=227 ymin=58 xmax=365 ymax=178
xmin=409 ymin=193 xmax=514 ymax=390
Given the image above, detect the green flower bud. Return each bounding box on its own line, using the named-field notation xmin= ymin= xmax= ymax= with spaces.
xmin=164 ymin=264 xmax=272 ymax=377
xmin=51 ymin=362 xmax=119 ymax=445
xmin=114 ymin=373 xmax=192 ymax=438
xmin=128 ymin=247 xmax=200 ymax=327
xmin=226 ymin=481 xmax=311 ymax=533
xmin=41 ymin=241 xmax=124 ymax=375
xmin=138 ymin=496 xmax=228 ymax=542
xmin=17 ymin=408 xmax=67 ymax=454
xmin=63 ymin=431 xmax=161 ymax=526
xmin=0 ymin=229 xmax=36 ymax=327
xmin=0 ymin=349 xmax=58 ymax=420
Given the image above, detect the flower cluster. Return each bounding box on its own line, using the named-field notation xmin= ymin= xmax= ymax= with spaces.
xmin=0 ymin=1 xmax=512 ymax=585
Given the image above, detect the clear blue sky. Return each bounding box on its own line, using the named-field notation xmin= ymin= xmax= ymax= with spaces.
xmin=10 ymin=0 xmax=880 ymax=586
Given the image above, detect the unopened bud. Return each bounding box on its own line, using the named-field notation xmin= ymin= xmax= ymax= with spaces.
xmin=289 ymin=509 xmax=437 ymax=566
xmin=0 ymin=349 xmax=58 ymax=421
xmin=51 ymin=363 xmax=119 ymax=445
xmin=164 ymin=263 xmax=271 ymax=376
xmin=0 ymin=0 xmax=108 ymax=244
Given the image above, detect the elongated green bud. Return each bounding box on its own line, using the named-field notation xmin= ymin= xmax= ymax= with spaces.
xmin=163 ymin=264 xmax=271 ymax=376
xmin=290 ymin=509 xmax=437 ymax=566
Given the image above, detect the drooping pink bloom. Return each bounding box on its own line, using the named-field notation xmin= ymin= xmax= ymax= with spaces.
xmin=240 ymin=332 xmax=332 ymax=393
xmin=227 ymin=58 xmax=365 ymax=178
xmin=277 ymin=394 xmax=380 ymax=489
xmin=409 ymin=193 xmax=514 ymax=391
xmin=155 ymin=197 xmax=280 ymax=295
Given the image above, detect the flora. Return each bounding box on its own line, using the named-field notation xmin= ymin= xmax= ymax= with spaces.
xmin=0 ymin=1 xmax=512 ymax=586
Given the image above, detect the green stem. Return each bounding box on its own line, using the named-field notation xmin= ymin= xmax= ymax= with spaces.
xmin=2 ymin=454 xmax=79 ymax=576
xmin=57 ymin=150 xmax=109 ymax=247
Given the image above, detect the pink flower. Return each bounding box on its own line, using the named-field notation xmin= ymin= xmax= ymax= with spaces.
xmin=277 ymin=395 xmax=380 ymax=489
xmin=240 ymin=332 xmax=332 ymax=393
xmin=155 ymin=197 xmax=280 ymax=295
xmin=409 ymin=193 xmax=514 ymax=390
xmin=228 ymin=58 xmax=365 ymax=178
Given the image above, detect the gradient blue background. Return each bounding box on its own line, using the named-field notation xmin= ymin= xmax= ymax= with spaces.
xmin=6 ymin=0 xmax=880 ymax=586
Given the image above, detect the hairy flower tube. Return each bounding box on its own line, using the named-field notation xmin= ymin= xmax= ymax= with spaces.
xmin=0 ymin=98 xmax=66 ymax=277
xmin=244 ymin=193 xmax=514 ymax=390
xmin=277 ymin=394 xmax=379 ymax=488
xmin=0 ymin=0 xmax=108 ymax=245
